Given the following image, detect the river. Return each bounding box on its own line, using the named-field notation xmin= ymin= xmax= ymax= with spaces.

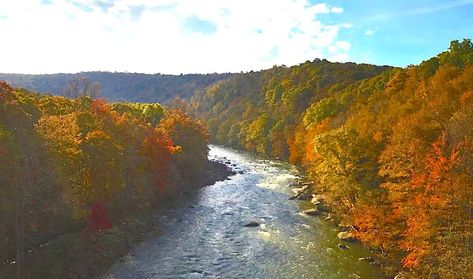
xmin=103 ymin=146 xmax=383 ymax=279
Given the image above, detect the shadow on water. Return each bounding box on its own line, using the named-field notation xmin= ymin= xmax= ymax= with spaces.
xmin=103 ymin=146 xmax=383 ymax=279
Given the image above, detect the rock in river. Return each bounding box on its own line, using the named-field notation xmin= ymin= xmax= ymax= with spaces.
xmin=289 ymin=185 xmax=312 ymax=200
xmin=337 ymin=244 xmax=349 ymax=250
xmin=244 ymin=221 xmax=260 ymax=227
xmin=310 ymin=194 xmax=325 ymax=204
xmin=302 ymin=209 xmax=320 ymax=216
xmin=337 ymin=231 xmax=356 ymax=242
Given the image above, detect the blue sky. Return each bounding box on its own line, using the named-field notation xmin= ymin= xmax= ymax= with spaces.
xmin=0 ymin=0 xmax=471 ymax=74
xmin=321 ymin=0 xmax=473 ymax=66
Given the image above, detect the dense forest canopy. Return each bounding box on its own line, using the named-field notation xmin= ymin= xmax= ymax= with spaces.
xmin=0 ymin=82 xmax=211 ymax=277
xmin=189 ymin=39 xmax=473 ymax=278
xmin=0 ymin=72 xmax=233 ymax=104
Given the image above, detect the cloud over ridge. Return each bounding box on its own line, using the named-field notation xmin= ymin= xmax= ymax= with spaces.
xmin=0 ymin=0 xmax=350 ymax=74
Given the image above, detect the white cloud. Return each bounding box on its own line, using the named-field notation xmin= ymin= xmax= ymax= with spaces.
xmin=365 ymin=29 xmax=374 ymax=36
xmin=331 ymin=7 xmax=344 ymax=13
xmin=336 ymin=41 xmax=351 ymax=52
xmin=327 ymin=40 xmax=350 ymax=58
xmin=0 ymin=0 xmax=350 ymax=74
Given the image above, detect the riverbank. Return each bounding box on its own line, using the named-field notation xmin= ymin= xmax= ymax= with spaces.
xmin=1 ymin=160 xmax=234 ymax=279
xmin=289 ymin=176 xmax=406 ymax=278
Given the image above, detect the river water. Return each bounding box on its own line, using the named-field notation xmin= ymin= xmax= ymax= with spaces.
xmin=103 ymin=146 xmax=383 ymax=279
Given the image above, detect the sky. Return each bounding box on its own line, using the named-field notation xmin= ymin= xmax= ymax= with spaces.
xmin=0 ymin=0 xmax=472 ymax=74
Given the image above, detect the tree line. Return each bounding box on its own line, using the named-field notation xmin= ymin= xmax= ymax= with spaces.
xmin=0 ymin=83 xmax=209 ymax=277
xmin=0 ymin=71 xmax=233 ymax=104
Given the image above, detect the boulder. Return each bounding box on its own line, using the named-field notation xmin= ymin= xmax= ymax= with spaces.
xmin=244 ymin=221 xmax=260 ymax=227
xmin=316 ymin=203 xmax=329 ymax=212
xmin=295 ymin=185 xmax=313 ymax=200
xmin=310 ymin=194 xmax=325 ymax=204
xmin=337 ymin=223 xmax=352 ymax=231
xmin=300 ymin=185 xmax=310 ymax=191
xmin=337 ymin=231 xmax=356 ymax=242
xmin=310 ymin=195 xmax=330 ymax=212
xmin=302 ymin=209 xmax=320 ymax=216
xmin=296 ymin=192 xmax=311 ymax=200
xmin=289 ymin=186 xmax=312 ymax=200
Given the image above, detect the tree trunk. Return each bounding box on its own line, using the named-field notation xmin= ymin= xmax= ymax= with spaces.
xmin=15 ymin=156 xmax=29 ymax=279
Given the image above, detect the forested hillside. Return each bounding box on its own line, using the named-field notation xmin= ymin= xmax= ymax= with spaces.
xmin=190 ymin=39 xmax=473 ymax=277
xmin=0 ymin=72 xmax=233 ymax=103
xmin=0 ymin=82 xmax=220 ymax=277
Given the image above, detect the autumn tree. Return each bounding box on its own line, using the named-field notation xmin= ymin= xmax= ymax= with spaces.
xmin=63 ymin=76 xmax=100 ymax=99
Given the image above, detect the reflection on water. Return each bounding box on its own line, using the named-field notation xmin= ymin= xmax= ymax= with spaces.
xmin=103 ymin=146 xmax=382 ymax=279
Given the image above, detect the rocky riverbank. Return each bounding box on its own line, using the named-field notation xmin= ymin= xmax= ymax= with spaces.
xmin=289 ymin=177 xmax=408 ymax=279
xmin=199 ymin=159 xmax=237 ymax=187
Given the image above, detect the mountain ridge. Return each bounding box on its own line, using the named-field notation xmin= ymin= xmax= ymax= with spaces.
xmin=0 ymin=59 xmax=394 ymax=104
xmin=0 ymin=71 xmax=234 ymax=104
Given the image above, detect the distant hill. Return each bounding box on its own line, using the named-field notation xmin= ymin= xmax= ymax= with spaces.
xmin=189 ymin=59 xmax=393 ymax=152
xmin=0 ymin=71 xmax=233 ymax=103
